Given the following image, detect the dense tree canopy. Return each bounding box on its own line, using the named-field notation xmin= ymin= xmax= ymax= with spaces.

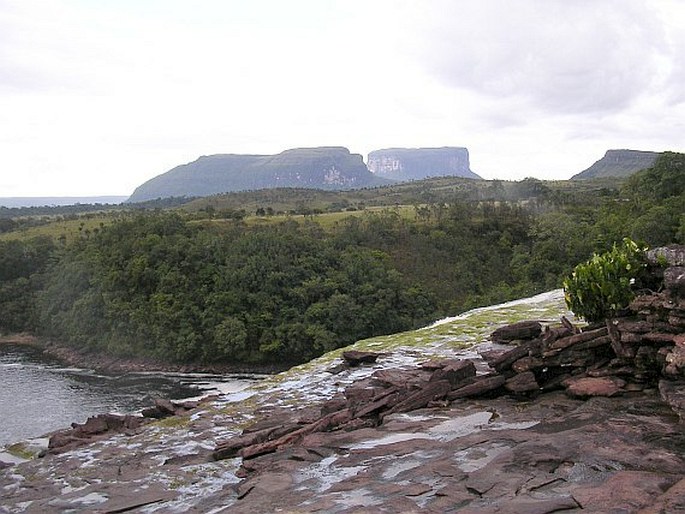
xmin=1 ymin=153 xmax=683 ymax=367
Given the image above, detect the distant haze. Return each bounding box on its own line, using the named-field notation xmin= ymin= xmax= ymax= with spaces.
xmin=0 ymin=196 xmax=128 ymax=208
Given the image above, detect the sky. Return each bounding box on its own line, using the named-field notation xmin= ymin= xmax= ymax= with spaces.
xmin=1 ymin=0 xmax=684 ymax=197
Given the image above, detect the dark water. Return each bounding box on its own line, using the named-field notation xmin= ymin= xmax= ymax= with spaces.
xmin=0 ymin=344 xmax=257 ymax=447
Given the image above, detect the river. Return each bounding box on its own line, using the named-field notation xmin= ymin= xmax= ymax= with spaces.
xmin=0 ymin=343 xmax=260 ymax=447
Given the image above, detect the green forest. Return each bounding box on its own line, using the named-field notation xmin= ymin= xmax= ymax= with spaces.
xmin=1 ymin=152 xmax=683 ymax=367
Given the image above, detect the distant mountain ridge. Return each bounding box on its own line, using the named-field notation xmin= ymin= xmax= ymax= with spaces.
xmin=127 ymin=147 xmax=393 ymax=203
xmin=367 ymin=147 xmax=480 ymax=181
xmin=571 ymin=149 xmax=661 ymax=180
xmin=127 ymin=145 xmax=482 ymax=203
xmin=126 ymin=146 xmax=667 ymax=203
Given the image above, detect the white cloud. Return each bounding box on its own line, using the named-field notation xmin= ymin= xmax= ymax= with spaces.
xmin=0 ymin=0 xmax=683 ymax=196
xmin=399 ymin=0 xmax=668 ymax=116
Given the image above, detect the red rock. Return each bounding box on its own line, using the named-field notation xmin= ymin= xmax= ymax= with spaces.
xmin=638 ymin=477 xmax=685 ymax=513
xmin=664 ymin=347 xmax=685 ymax=378
xmin=511 ymin=356 xmax=544 ymax=373
xmin=383 ymin=380 xmax=452 ymax=417
xmin=491 ymin=320 xmax=542 ymax=343
xmin=489 ymin=339 xmax=541 ymax=372
xmin=563 ymin=376 xmax=626 ymax=398
xmin=448 ymin=374 xmax=506 ymax=400
xmin=545 ymin=326 xmax=608 ymax=353
xmin=342 ymin=350 xmax=380 ymax=366
xmin=430 ymin=359 xmax=476 ymax=386
xmin=504 ymin=371 xmax=539 ymax=393
xmin=572 ymin=470 xmax=676 ymax=512
xmin=659 ymin=379 xmax=685 ymax=421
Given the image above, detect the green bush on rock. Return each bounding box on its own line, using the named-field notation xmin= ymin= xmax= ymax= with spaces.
xmin=563 ymin=238 xmax=648 ymax=323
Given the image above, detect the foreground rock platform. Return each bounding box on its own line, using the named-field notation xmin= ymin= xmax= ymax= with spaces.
xmin=1 ymin=289 xmax=683 ymax=513
xmin=219 ymin=391 xmax=685 ymax=513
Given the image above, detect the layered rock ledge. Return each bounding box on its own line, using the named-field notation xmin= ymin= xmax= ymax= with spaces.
xmin=0 ymin=250 xmax=683 ymax=513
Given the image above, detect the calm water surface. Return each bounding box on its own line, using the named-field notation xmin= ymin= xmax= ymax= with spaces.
xmin=0 ymin=344 xmax=258 ymax=447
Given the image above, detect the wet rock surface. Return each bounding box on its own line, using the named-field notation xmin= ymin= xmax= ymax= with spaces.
xmin=1 ymin=288 xmax=684 ymax=513
xmin=215 ymin=392 xmax=684 ymax=514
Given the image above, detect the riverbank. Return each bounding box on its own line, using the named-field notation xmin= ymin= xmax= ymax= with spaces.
xmin=1 ymin=289 xmax=684 ymax=513
xmin=0 ymin=333 xmax=287 ymax=375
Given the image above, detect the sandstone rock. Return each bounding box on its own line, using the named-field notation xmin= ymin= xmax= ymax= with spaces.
xmin=504 ymin=371 xmax=539 ymax=393
xmin=383 ymin=379 xmax=451 ymax=417
xmin=430 ymin=359 xmax=476 ymax=386
xmin=448 ymin=374 xmax=506 ymax=400
xmin=342 ymin=350 xmax=380 ymax=366
xmin=616 ymin=319 xmax=654 ymax=333
xmin=544 ymin=326 xmax=608 ymax=353
xmin=48 ymin=414 xmax=146 ymax=453
xmin=638 ymin=477 xmax=685 ymax=513
xmin=563 ymin=376 xmax=626 ymax=398
xmin=659 ymin=379 xmax=685 ymax=421
xmin=664 ymin=347 xmax=685 ymax=378
xmin=572 ymin=470 xmax=677 ymax=512
xmin=664 ymin=266 xmax=685 ymax=297
xmin=352 ymin=388 xmax=401 ymax=418
xmin=647 ymin=245 xmax=685 ymax=267
xmin=490 ymin=320 xmax=543 ymax=343
xmin=372 ymin=368 xmax=431 ymax=389
xmin=488 ymin=339 xmax=542 ymax=373
xmin=511 ymin=356 xmax=544 ymax=373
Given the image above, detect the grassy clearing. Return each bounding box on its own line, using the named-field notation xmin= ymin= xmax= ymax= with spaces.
xmin=0 ymin=215 xmax=115 ymax=243
xmin=202 ymin=204 xmax=421 ymax=231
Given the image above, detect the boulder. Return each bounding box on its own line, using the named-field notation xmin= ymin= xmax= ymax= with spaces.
xmin=504 ymin=371 xmax=540 ymax=393
xmin=490 ymin=321 xmax=542 ymax=343
xmin=430 ymin=359 xmax=477 ymax=386
xmin=647 ymin=245 xmax=685 ymax=267
xmin=342 ymin=350 xmax=380 ymax=367
xmin=664 ymin=266 xmax=685 ymax=297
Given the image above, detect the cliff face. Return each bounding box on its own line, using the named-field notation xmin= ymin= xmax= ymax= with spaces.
xmin=127 ymin=147 xmax=392 ymax=203
xmin=571 ymin=149 xmax=661 ymax=180
xmin=367 ymin=147 xmax=481 ymax=181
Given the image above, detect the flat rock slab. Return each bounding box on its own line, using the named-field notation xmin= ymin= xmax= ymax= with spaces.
xmin=563 ymin=376 xmax=626 ymax=398
xmin=2 ymin=384 xmax=684 ymax=514
xmin=198 ymin=392 xmax=685 ymax=513
xmin=342 ymin=350 xmax=380 ymax=366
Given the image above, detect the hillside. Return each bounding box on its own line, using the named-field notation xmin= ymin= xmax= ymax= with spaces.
xmin=571 ymin=149 xmax=660 ymax=180
xmin=367 ymin=147 xmax=481 ymax=181
xmin=127 ymin=147 xmax=393 ymax=203
xmin=182 ymin=175 xmax=622 ymax=216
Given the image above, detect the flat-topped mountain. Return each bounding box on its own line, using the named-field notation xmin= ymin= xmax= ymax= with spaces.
xmin=367 ymin=147 xmax=480 ymax=181
xmin=571 ymin=149 xmax=661 ymax=180
xmin=127 ymin=147 xmax=392 ymax=203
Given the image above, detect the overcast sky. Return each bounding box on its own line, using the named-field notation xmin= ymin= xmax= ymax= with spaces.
xmin=1 ymin=0 xmax=684 ymax=197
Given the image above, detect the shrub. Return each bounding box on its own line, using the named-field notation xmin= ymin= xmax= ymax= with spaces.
xmin=563 ymin=238 xmax=648 ymax=323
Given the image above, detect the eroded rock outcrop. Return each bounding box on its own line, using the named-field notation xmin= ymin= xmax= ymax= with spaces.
xmin=212 ymin=246 xmax=685 ymax=511
xmin=48 ymin=398 xmax=203 ymax=454
xmin=367 ymin=147 xmax=481 ymax=181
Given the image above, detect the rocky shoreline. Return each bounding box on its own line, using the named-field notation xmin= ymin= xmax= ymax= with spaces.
xmin=0 ymin=248 xmax=683 ymax=512
xmin=0 ymin=333 xmax=286 ymax=375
